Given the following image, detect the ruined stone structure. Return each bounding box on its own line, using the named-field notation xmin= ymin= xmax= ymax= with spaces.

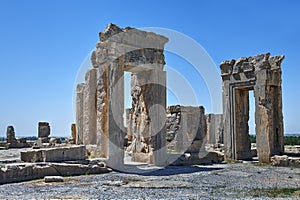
xmin=38 ymin=122 xmax=50 ymax=138
xmin=220 ymin=53 xmax=284 ymax=163
xmin=6 ymin=126 xmax=17 ymax=145
xmin=76 ymin=24 xmax=168 ymax=167
xmin=165 ymin=105 xmax=207 ymax=154
xmin=206 ymin=114 xmax=223 ymax=144
xmin=6 ymin=125 xmax=30 ymax=148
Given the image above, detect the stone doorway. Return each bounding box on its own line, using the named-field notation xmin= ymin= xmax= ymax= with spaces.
xmin=76 ymin=24 xmax=168 ymax=169
xmin=221 ymin=53 xmax=285 ymax=163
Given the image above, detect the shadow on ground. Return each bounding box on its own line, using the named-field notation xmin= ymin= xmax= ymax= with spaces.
xmin=116 ymin=164 xmax=224 ymax=176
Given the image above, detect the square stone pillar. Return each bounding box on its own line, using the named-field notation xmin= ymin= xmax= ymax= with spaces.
xmin=255 ymin=68 xmax=284 ymax=163
xmin=83 ymin=68 xmax=97 ymax=145
xmin=107 ymin=60 xmax=125 ymax=167
xmin=76 ymin=83 xmax=85 ymax=144
xmin=96 ymin=65 xmax=109 ymax=158
xmin=234 ymin=89 xmax=251 ymax=160
xmin=130 ymin=69 xmax=167 ymax=166
xmin=206 ymin=114 xmax=223 ymax=144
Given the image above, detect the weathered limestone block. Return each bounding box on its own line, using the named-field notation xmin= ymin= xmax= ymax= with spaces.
xmin=76 ymin=83 xmax=85 ymax=144
xmin=20 ymin=145 xmax=86 ymax=162
xmin=166 ymin=105 xmax=206 ymax=154
xmin=221 ymin=53 xmax=284 ymax=163
xmin=206 ymin=114 xmax=223 ymax=144
xmin=38 ymin=122 xmax=50 ymax=138
xmin=6 ymin=126 xmax=17 ymax=145
xmin=83 ymin=68 xmax=97 ymax=145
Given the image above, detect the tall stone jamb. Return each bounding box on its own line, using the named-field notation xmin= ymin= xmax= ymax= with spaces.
xmin=83 ymin=68 xmax=97 ymax=145
xmin=76 ymin=83 xmax=85 ymax=145
xmin=221 ymin=53 xmax=284 ymax=163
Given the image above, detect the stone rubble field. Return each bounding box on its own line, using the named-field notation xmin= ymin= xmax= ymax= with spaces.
xmin=1 ymin=163 xmax=300 ymax=199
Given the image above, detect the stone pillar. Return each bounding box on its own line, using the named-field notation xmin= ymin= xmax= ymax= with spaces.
xmin=255 ymin=61 xmax=284 ymax=162
xmin=182 ymin=106 xmax=206 ymax=154
xmin=96 ymin=59 xmax=125 ymax=168
xmin=206 ymin=114 xmax=223 ymax=144
xmin=83 ymin=68 xmax=97 ymax=145
xmin=38 ymin=122 xmax=50 ymax=138
xmin=234 ymin=89 xmax=251 ymax=160
xmin=96 ymin=65 xmax=108 ymax=158
xmin=6 ymin=126 xmax=17 ymax=144
xmin=71 ymin=123 xmax=76 ymax=143
xmin=127 ymin=69 xmax=166 ymax=165
xmin=107 ymin=59 xmax=125 ymax=167
xmin=146 ymin=69 xmax=167 ymax=166
xmin=166 ymin=106 xmax=207 ymax=154
xmin=76 ymin=83 xmax=85 ymax=144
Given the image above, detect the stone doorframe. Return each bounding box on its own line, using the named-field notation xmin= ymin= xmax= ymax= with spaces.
xmin=76 ymin=24 xmax=168 ymax=169
xmin=220 ymin=53 xmax=284 ymax=163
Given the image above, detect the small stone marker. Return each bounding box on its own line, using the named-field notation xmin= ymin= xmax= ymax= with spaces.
xmin=44 ymin=176 xmax=64 ymax=183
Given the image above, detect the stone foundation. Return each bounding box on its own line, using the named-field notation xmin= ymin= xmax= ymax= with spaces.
xmin=20 ymin=145 xmax=86 ymax=162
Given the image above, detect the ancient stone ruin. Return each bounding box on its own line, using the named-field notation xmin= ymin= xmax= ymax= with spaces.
xmin=76 ymin=24 xmax=168 ymax=167
xmin=0 ymin=23 xmax=289 ymax=186
xmin=76 ymin=24 xmax=286 ymax=166
xmin=220 ymin=53 xmax=284 ymax=163
xmin=6 ymin=126 xmax=29 ymax=148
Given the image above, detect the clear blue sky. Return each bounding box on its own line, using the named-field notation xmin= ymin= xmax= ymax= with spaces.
xmin=0 ymin=0 xmax=299 ymax=137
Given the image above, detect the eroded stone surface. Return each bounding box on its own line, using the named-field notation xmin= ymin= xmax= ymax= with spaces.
xmin=20 ymin=145 xmax=86 ymax=162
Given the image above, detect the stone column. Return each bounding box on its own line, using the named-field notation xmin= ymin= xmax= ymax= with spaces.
xmin=107 ymin=59 xmax=125 ymax=167
xmin=234 ymin=89 xmax=251 ymax=160
xmin=96 ymin=65 xmax=109 ymax=158
xmin=255 ymin=64 xmax=284 ymax=162
xmin=71 ymin=123 xmax=76 ymax=143
xmin=127 ymin=69 xmax=167 ymax=165
xmin=38 ymin=122 xmax=51 ymax=139
xmin=206 ymin=114 xmax=223 ymax=144
xmin=83 ymin=68 xmax=97 ymax=145
xmin=6 ymin=126 xmax=17 ymax=144
xmin=76 ymin=83 xmax=85 ymax=144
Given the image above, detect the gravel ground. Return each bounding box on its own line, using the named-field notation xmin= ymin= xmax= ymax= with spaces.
xmin=1 ymin=162 xmax=300 ymax=199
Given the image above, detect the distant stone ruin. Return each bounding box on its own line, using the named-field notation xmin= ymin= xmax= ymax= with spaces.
xmin=6 ymin=126 xmax=29 ymax=148
xmin=38 ymin=122 xmax=51 ymax=143
xmin=220 ymin=53 xmax=284 ymax=163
